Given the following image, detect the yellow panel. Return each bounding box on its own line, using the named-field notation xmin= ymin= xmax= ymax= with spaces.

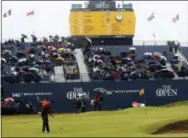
xmin=69 ymin=11 xmax=136 ymax=36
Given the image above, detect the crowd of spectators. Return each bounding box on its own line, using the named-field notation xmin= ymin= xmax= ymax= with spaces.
xmin=1 ymin=36 xmax=188 ymax=83
xmin=1 ymin=35 xmax=80 ymax=83
xmin=83 ymin=47 xmax=175 ymax=80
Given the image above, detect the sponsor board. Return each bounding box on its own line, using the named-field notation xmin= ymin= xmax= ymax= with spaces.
xmin=93 ymin=87 xmax=141 ymax=95
xmin=12 ymin=92 xmax=52 ymax=98
xmin=66 ymin=88 xmax=89 ymax=100
xmin=156 ymin=85 xmax=178 ymax=97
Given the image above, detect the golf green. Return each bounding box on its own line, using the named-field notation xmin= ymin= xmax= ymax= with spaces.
xmin=2 ymin=102 xmax=188 ymax=137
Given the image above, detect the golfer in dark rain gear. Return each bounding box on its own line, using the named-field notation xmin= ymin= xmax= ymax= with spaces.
xmin=37 ymin=96 xmax=53 ymax=133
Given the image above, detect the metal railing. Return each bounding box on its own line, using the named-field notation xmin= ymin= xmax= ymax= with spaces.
xmin=52 ymin=73 xmax=188 ymax=83
xmin=2 ymin=73 xmax=187 ymax=84
xmin=2 ymin=38 xmax=188 ymax=47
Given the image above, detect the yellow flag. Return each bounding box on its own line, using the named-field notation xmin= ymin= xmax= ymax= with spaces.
xmin=139 ymin=88 xmax=145 ymax=96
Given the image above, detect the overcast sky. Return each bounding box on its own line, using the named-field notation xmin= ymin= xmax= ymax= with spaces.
xmin=2 ymin=1 xmax=188 ymax=42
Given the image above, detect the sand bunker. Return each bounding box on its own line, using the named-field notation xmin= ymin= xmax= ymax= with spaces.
xmin=153 ymin=120 xmax=188 ymax=134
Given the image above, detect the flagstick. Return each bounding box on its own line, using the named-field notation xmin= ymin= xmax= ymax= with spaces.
xmin=153 ymin=33 xmax=156 ymax=45
xmin=10 ymin=14 xmax=12 ymax=39
xmin=176 ymin=18 xmax=178 ymax=42
xmin=144 ymin=97 xmax=147 ymax=115
xmin=32 ymin=11 xmax=35 ymax=41
xmin=151 ymin=20 xmax=156 ymax=45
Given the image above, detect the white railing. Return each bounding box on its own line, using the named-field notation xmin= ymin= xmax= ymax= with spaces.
xmin=2 ymin=37 xmax=188 ymax=47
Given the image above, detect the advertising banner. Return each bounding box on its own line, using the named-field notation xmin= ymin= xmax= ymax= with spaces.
xmin=3 ymin=80 xmax=188 ymax=113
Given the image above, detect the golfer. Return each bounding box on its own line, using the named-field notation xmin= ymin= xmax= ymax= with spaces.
xmin=37 ymin=96 xmax=53 ymax=133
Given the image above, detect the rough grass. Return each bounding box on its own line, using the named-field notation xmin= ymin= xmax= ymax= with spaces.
xmin=2 ymin=102 xmax=188 ymax=137
xmin=163 ymin=100 xmax=188 ymax=107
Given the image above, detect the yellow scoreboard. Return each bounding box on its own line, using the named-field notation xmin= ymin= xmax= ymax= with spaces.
xmin=69 ymin=11 xmax=136 ymax=36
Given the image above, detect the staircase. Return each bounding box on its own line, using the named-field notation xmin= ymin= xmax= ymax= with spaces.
xmin=165 ymin=62 xmax=178 ymax=78
xmin=74 ymin=49 xmax=90 ymax=82
xmin=176 ymin=51 xmax=188 ymax=65
xmin=54 ymin=66 xmax=65 ymax=82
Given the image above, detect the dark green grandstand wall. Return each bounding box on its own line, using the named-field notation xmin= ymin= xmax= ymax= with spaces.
xmin=3 ymin=80 xmax=188 ymax=113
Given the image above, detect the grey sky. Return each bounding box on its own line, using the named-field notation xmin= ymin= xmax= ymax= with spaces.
xmin=2 ymin=1 xmax=188 ymax=42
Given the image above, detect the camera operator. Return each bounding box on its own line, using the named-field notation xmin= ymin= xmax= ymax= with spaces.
xmin=74 ymin=93 xmax=88 ymax=113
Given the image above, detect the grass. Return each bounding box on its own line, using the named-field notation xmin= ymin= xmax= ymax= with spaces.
xmin=2 ymin=101 xmax=188 ymax=137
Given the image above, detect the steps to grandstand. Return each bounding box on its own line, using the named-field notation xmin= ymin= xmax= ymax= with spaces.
xmin=54 ymin=66 xmax=65 ymax=82
xmin=177 ymin=50 xmax=188 ymax=65
xmin=165 ymin=62 xmax=179 ymax=78
xmin=74 ymin=49 xmax=90 ymax=82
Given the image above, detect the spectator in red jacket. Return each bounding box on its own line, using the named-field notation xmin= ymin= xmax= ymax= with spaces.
xmin=94 ymin=93 xmax=103 ymax=111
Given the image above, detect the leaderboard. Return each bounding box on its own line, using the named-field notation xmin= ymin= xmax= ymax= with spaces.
xmin=69 ymin=11 xmax=136 ymax=36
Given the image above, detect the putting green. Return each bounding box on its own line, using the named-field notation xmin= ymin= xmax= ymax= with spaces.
xmin=2 ymin=102 xmax=188 ymax=137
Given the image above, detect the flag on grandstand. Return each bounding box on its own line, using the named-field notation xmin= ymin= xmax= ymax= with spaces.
xmin=172 ymin=14 xmax=179 ymax=23
xmin=3 ymin=9 xmax=11 ymax=18
xmin=153 ymin=33 xmax=155 ymax=38
xmin=26 ymin=10 xmax=34 ymax=16
xmin=147 ymin=12 xmax=155 ymax=21
xmin=139 ymin=88 xmax=145 ymax=96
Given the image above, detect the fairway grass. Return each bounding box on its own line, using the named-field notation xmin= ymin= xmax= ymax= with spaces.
xmin=2 ymin=104 xmax=188 ymax=137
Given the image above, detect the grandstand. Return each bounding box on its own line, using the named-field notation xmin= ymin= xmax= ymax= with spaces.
xmin=1 ymin=0 xmax=188 ymax=116
xmin=1 ymin=39 xmax=188 ymax=83
xmin=2 ymin=0 xmax=188 ymax=83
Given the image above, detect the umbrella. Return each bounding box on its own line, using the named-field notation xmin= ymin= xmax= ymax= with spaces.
xmin=37 ymin=45 xmax=46 ymax=49
xmin=29 ymin=54 xmax=35 ymax=58
xmin=130 ymin=71 xmax=137 ymax=75
xmin=5 ymin=97 xmax=15 ymax=103
xmin=49 ymin=35 xmax=53 ymax=38
xmin=122 ymin=58 xmax=131 ymax=64
xmin=11 ymin=67 xmax=15 ymax=71
xmin=78 ymin=92 xmax=89 ymax=100
xmin=66 ymin=42 xmax=72 ymax=46
xmin=98 ymin=47 xmax=104 ymax=51
xmin=97 ymin=59 xmax=103 ymax=64
xmin=154 ymin=52 xmax=161 ymax=56
xmin=56 ymin=57 xmax=64 ymax=62
xmin=85 ymin=37 xmax=92 ymax=44
xmin=12 ymin=71 xmax=18 ymax=76
xmin=33 ymin=64 xmax=41 ymax=68
xmin=21 ymin=34 xmax=27 ymax=38
xmin=29 ymin=67 xmax=39 ymax=72
xmin=128 ymin=62 xmax=134 ymax=66
xmin=52 ymin=53 xmax=59 ymax=56
xmin=36 ymin=60 xmax=44 ymax=65
xmin=144 ymin=52 xmax=152 ymax=56
xmin=129 ymin=47 xmax=136 ymax=51
xmin=64 ymin=48 xmax=72 ymax=53
xmin=18 ymin=58 xmax=27 ymax=62
xmin=93 ymin=88 xmax=107 ymax=93
xmin=51 ymin=47 xmax=57 ymax=51
xmin=44 ymin=60 xmax=52 ymax=65
xmin=1 ymin=58 xmax=6 ymax=63
xmin=12 ymin=56 xmax=18 ymax=62
xmin=93 ymin=55 xmax=100 ymax=61
xmin=160 ymin=55 xmax=167 ymax=61
xmin=132 ymin=102 xmax=141 ymax=107
xmin=91 ymin=100 xmax=95 ymax=105
xmin=58 ymin=48 xmax=65 ymax=53
xmin=47 ymin=46 xmax=55 ymax=49
xmin=4 ymin=50 xmax=11 ymax=54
